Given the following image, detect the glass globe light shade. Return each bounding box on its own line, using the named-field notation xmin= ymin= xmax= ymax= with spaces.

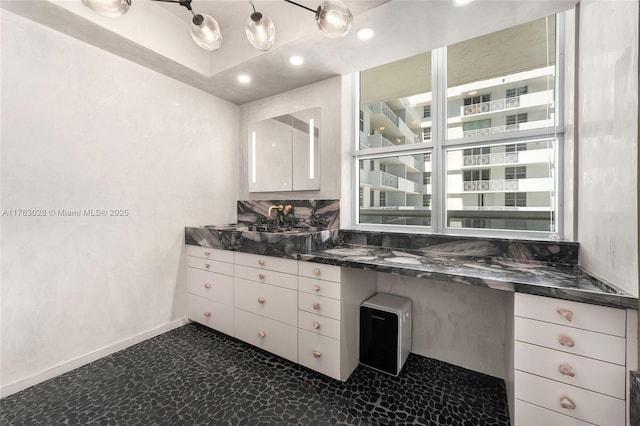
xmin=190 ymin=14 xmax=222 ymax=51
xmin=315 ymin=0 xmax=352 ymax=38
xmin=81 ymin=0 xmax=131 ymax=18
xmin=245 ymin=12 xmax=276 ymax=51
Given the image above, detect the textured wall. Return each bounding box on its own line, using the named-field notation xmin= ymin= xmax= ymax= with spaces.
xmin=1 ymin=11 xmax=239 ymax=394
xmin=376 ymin=274 xmax=511 ymax=379
xmin=576 ymin=0 xmax=639 ymax=297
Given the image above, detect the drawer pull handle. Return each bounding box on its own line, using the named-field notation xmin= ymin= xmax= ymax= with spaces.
xmin=559 ymin=364 xmax=575 ymax=377
xmin=258 ymin=274 xmax=266 ymax=280
xmin=258 ymin=330 xmax=266 ymax=338
xmin=313 ymin=268 xmax=321 ymax=276
xmin=560 ymin=396 xmax=576 ymax=410
xmin=205 ymin=263 xmax=211 ymax=269
xmin=557 ymin=308 xmax=573 ymax=322
xmin=204 ymin=251 xmax=211 ymax=256
xmin=312 ymin=351 xmax=321 ymax=358
xmin=313 ymin=302 xmax=320 ymax=310
xmin=258 ymin=297 xmax=266 ymax=304
xmin=313 ymin=321 xmax=321 ymax=330
xmin=204 ymin=283 xmax=211 ymax=289
xmin=204 ymin=312 xmax=211 ymax=317
xmin=312 ymin=285 xmax=321 ymax=292
xmin=558 ymin=334 xmax=575 ymax=348
xmin=258 ymin=259 xmax=265 ymax=266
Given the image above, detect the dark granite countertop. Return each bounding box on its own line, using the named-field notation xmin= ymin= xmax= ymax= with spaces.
xmin=185 ymin=223 xmax=638 ymax=310
xmin=299 ymin=244 xmax=637 ymax=310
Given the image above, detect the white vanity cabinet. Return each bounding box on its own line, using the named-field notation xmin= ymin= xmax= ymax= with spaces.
xmin=514 ymin=293 xmax=632 ymax=426
xmin=186 ymin=246 xmax=235 ymax=336
xmin=297 ymin=262 xmax=376 ymax=380
xmin=233 ymin=252 xmax=299 ymax=363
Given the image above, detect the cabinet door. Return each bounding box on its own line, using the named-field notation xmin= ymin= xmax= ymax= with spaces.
xmin=234 ymin=278 xmax=297 ymax=326
xmin=234 ymin=309 xmax=297 ymax=363
xmin=187 ymin=268 xmax=233 ymax=305
xmin=188 ymin=294 xmax=234 ymax=336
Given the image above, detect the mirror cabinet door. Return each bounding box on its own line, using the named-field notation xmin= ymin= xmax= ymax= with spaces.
xmin=292 ymin=107 xmax=320 ymax=191
xmin=248 ymin=114 xmax=293 ymax=192
xmin=248 ymin=107 xmax=320 ymax=193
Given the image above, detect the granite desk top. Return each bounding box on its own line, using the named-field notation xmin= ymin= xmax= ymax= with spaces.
xmin=185 ymin=225 xmax=638 ymax=310
xmin=298 ymin=245 xmax=638 ymax=310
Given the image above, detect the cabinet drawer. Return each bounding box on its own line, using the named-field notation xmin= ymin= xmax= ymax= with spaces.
xmin=188 ymin=294 xmax=234 ymax=336
xmin=186 ymin=268 xmax=233 ymax=305
xmin=186 ymin=256 xmax=234 ymax=275
xmin=298 ymin=329 xmax=341 ymax=380
xmin=234 ymin=264 xmax=297 ymax=291
xmin=515 ymin=341 xmax=625 ymax=399
xmin=298 ymin=310 xmax=341 ymax=340
xmin=234 ymin=309 xmax=297 ymax=363
xmin=515 ymin=370 xmax=625 ymax=426
xmin=299 ymin=276 xmax=341 ymax=299
xmin=186 ymin=245 xmax=234 ymax=263
xmin=515 ymin=293 xmax=626 ymax=337
xmin=298 ymin=292 xmax=341 ymax=320
xmin=515 ymin=399 xmax=594 ymax=426
xmin=514 ymin=316 xmax=626 ymax=365
xmin=234 ymin=278 xmax=297 ymax=326
xmin=234 ymin=252 xmax=298 ymax=275
xmin=298 ymin=262 xmax=341 ymax=283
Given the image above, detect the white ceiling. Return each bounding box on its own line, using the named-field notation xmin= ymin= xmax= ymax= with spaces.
xmin=1 ymin=0 xmax=578 ymax=105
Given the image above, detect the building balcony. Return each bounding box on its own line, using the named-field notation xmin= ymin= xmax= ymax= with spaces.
xmin=360 ymin=132 xmax=396 ymax=149
xmin=362 ymin=171 xmax=423 ymax=194
xmin=459 ymin=90 xmax=554 ymax=120
xmin=366 ymin=102 xmax=420 ymax=143
xmin=451 ymin=177 xmax=554 ymax=193
xmin=461 ymin=145 xmax=555 ymax=167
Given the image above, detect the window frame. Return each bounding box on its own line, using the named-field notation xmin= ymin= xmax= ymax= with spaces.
xmin=353 ymin=13 xmax=565 ymax=239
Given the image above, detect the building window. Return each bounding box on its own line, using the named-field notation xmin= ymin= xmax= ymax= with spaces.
xmin=506 ymin=143 xmax=527 ymax=152
xmin=506 ymin=113 xmax=528 ymax=126
xmin=359 ymin=187 xmax=364 ymax=207
xmin=505 ymin=166 xmax=527 ymax=180
xmin=358 ymin=13 xmax=560 ymax=234
xmin=359 ymin=110 xmax=364 ymax=132
xmin=463 ymin=169 xmax=490 ymax=181
xmin=423 ymin=127 xmax=432 ymax=141
xmin=505 ymin=192 xmax=527 ymax=207
xmin=370 ymin=190 xmax=374 ymax=207
xmin=506 ymin=86 xmax=528 ymax=98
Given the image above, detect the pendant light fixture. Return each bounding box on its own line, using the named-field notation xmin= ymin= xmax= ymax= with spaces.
xmin=81 ymin=0 xmax=131 ymax=18
xmin=81 ymin=0 xmax=221 ymax=51
xmin=82 ymin=0 xmax=353 ymax=51
xmin=245 ymin=0 xmax=276 ymax=51
xmin=285 ymin=0 xmax=353 ymax=38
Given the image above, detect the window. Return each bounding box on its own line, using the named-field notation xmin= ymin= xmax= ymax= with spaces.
xmin=359 ymin=187 xmax=364 ymax=207
xmin=505 ymin=166 xmax=527 ymax=180
xmin=505 ymin=192 xmax=527 ymax=207
xmin=358 ymin=13 xmax=560 ymax=235
xmin=369 ymin=190 xmax=374 ymax=207
xmin=506 ymin=86 xmax=528 ymax=98
xmin=506 ymin=113 xmax=528 ymax=126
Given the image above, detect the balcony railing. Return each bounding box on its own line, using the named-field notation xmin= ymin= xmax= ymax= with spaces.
xmin=380 ymin=171 xmax=399 ymax=188
xmin=381 ymin=103 xmax=400 ymax=127
xmin=463 ymin=152 xmax=520 ymax=166
xmin=463 ymin=124 xmax=520 ymax=138
xmin=462 ymin=96 xmax=522 ymax=116
xmin=463 ymin=179 xmax=519 ymax=192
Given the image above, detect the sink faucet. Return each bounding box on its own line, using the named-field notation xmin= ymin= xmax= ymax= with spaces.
xmin=268 ymin=204 xmax=295 ymax=227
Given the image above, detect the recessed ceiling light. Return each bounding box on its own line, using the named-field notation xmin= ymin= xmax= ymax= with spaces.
xmin=238 ymin=74 xmax=251 ymax=83
xmin=452 ymin=0 xmax=475 ymax=6
xmin=356 ymin=28 xmax=375 ymax=41
xmin=467 ymin=90 xmax=478 ymax=96
xmin=289 ymin=56 xmax=304 ymax=66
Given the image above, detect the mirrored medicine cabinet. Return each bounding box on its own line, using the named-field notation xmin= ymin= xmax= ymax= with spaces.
xmin=248 ymin=107 xmax=320 ymax=192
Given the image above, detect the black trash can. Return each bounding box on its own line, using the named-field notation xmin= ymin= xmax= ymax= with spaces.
xmin=359 ymin=293 xmax=412 ymax=376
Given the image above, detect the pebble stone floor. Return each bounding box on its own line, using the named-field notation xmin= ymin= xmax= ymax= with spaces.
xmin=0 ymin=323 xmax=510 ymax=425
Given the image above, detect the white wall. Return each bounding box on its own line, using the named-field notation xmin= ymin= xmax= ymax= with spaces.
xmin=576 ymin=0 xmax=639 ymax=297
xmin=0 ymin=11 xmax=239 ymax=395
xmin=377 ymin=274 xmax=511 ymax=379
xmin=238 ymin=77 xmax=342 ymax=200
